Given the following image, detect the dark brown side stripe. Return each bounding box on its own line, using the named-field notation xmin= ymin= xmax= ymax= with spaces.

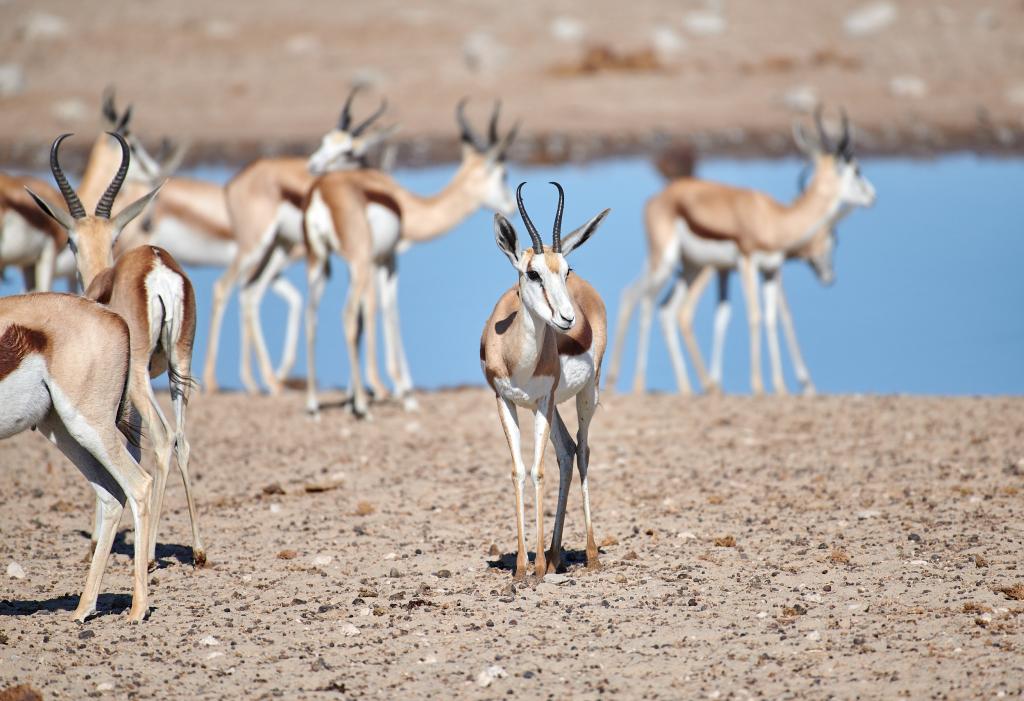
xmin=0 ymin=325 xmax=48 ymax=381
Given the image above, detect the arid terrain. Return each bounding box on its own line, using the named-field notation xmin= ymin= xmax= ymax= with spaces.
xmin=2 ymin=0 xmax=1024 ymax=168
xmin=1 ymin=391 xmax=1022 ymax=699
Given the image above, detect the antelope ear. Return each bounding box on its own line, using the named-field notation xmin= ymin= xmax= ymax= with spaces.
xmin=792 ymin=122 xmax=819 ymax=157
xmin=493 ymin=213 xmax=520 ymax=267
xmin=111 ymin=183 xmax=162 ymax=235
xmin=561 ymin=209 xmax=610 ymax=257
xmin=25 ymin=187 xmax=75 ymax=231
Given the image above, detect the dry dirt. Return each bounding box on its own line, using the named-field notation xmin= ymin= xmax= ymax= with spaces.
xmin=2 ymin=1 xmax=1024 ymax=168
xmin=1 ymin=391 xmax=1023 ymax=699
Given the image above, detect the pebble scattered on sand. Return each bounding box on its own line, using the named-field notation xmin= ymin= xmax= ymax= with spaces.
xmin=6 ymin=562 xmax=25 ymax=579
xmin=199 ymin=635 xmax=220 ymax=647
xmin=476 ymin=665 xmax=507 ymax=687
xmin=844 ymin=2 xmax=897 ymax=36
xmin=340 ymin=623 xmax=360 ymax=637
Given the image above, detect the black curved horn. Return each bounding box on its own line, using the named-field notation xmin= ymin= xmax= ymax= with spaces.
xmin=95 ymin=131 xmax=131 ymax=219
xmin=338 ymin=85 xmax=362 ymax=131
xmin=352 ymin=98 xmax=387 ymax=136
xmin=49 ymin=134 xmax=86 ymax=220
xmin=837 ymin=108 xmax=852 ymax=158
xmin=516 ymin=182 xmax=544 ymax=253
xmin=456 ymin=98 xmax=484 ymax=151
xmin=487 ymin=100 xmax=501 ymax=147
xmin=550 ymin=181 xmax=565 ymax=252
xmin=814 ymin=105 xmax=833 ymax=153
xmin=101 ymin=87 xmax=117 ymax=125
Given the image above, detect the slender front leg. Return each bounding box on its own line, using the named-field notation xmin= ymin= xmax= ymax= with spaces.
xmin=777 ymin=284 xmax=815 ymax=396
xmin=606 ymin=273 xmax=646 ymax=389
xmin=242 ymin=245 xmax=292 ymax=395
xmin=379 ymin=258 xmax=417 ymax=410
xmin=575 ymin=378 xmax=600 ymax=569
xmin=677 ymin=265 xmax=715 ymax=392
xmin=738 ymin=255 xmax=763 ymax=395
xmin=360 ymin=265 xmax=389 ymax=402
xmin=496 ymin=396 xmax=529 ymax=579
xmin=531 ymin=391 xmax=555 ymax=578
xmin=657 ymin=272 xmax=693 ymax=394
xmin=271 ymin=275 xmax=303 ymax=383
xmin=708 ymin=269 xmax=732 ymax=392
xmin=203 ymin=260 xmax=241 ymax=393
xmin=344 ymin=261 xmax=373 ymax=418
xmin=304 ymin=258 xmax=329 ymax=417
xmin=762 ymin=268 xmax=788 ymax=395
xmin=547 ymin=408 xmax=576 ymax=573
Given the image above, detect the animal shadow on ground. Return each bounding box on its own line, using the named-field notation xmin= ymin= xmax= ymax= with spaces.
xmin=488 ymin=548 xmax=592 ymax=574
xmin=0 ymin=593 xmax=133 ymax=618
xmin=77 ymin=528 xmax=197 ymax=569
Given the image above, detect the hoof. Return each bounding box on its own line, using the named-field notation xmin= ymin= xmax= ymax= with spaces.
xmin=193 ymin=551 xmax=208 ymax=568
xmin=71 ymin=607 xmax=95 ymax=624
xmin=586 ymin=558 xmax=602 ymax=572
xmin=513 ymin=568 xmax=529 ymax=582
xmin=147 ymin=559 xmax=158 ymax=573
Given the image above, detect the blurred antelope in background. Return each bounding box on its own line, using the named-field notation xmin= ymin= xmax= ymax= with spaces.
xmin=302 ymin=99 xmax=517 ymax=418
xmin=607 ymin=108 xmax=875 ymax=395
xmin=0 ymin=293 xmax=153 ymax=622
xmin=481 ymin=182 xmax=609 ymax=579
xmin=28 ymin=133 xmax=205 ymax=569
xmin=0 ymin=173 xmax=77 ymax=292
xmin=203 ymin=86 xmax=394 ymax=394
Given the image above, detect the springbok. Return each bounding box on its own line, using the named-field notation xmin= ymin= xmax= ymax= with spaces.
xmin=606 ymin=109 xmax=875 ymax=395
xmin=1 ymin=293 xmax=152 ymax=621
xmin=302 ymin=99 xmax=517 ymax=418
xmin=0 ymin=174 xmax=77 ymax=292
xmin=27 ymin=132 xmax=205 ymax=569
xmin=481 ymin=182 xmax=609 ymax=578
xmin=203 ymin=87 xmax=393 ymax=394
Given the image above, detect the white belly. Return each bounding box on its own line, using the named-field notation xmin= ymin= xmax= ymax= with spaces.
xmin=276 ymin=203 xmax=305 ymax=246
xmin=367 ymin=203 xmax=401 ymax=261
xmin=489 ymin=369 xmax=557 ymax=409
xmin=150 ymin=217 xmax=238 ymax=268
xmin=0 ymin=211 xmax=48 ymax=265
xmin=676 ymin=219 xmax=740 ymax=270
xmin=0 ymin=356 xmax=50 ymax=439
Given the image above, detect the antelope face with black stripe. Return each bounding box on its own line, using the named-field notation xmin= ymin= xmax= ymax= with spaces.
xmin=307 ymin=86 xmax=395 ymax=174
xmin=495 ymin=182 xmax=606 ymax=334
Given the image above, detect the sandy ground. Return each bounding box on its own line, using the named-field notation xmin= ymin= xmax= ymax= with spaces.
xmin=2 ymin=1 xmax=1024 ymax=168
xmin=0 ymin=390 xmax=1022 ymax=698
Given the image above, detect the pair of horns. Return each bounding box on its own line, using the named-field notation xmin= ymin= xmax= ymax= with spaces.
xmin=337 ymin=85 xmax=387 ymax=136
xmin=517 ymin=181 xmax=566 ymax=253
xmin=456 ymin=99 xmax=518 ymax=159
xmin=50 ymin=132 xmax=130 ymax=220
xmin=813 ymin=105 xmax=852 ymax=158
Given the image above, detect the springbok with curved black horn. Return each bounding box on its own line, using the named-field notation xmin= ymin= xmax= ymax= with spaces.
xmin=202 ymin=86 xmax=394 ymax=394
xmin=1 ymin=293 xmax=153 ymax=621
xmin=481 ymin=182 xmax=610 ymax=579
xmin=606 ymin=107 xmax=875 ymax=395
xmin=27 ymin=132 xmax=206 ymax=570
xmin=303 ymin=99 xmax=518 ymax=418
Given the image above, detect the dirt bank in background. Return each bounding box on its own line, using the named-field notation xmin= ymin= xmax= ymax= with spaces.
xmin=1 ymin=391 xmax=1022 ymax=698
xmin=2 ymin=1 xmax=1024 ymax=169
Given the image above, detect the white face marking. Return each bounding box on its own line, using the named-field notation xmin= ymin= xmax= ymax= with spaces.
xmin=307 ymin=131 xmax=363 ymax=175
xmin=838 ymin=159 xmax=876 ymax=207
xmin=518 ymin=251 xmax=576 ymax=332
xmin=481 ymin=164 xmax=514 ymax=215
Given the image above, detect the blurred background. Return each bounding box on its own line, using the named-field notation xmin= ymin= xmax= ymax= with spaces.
xmin=1 ymin=0 xmax=1022 ymax=394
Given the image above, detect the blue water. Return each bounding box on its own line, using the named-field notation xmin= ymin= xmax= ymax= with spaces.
xmin=4 ymin=155 xmax=1022 ymax=395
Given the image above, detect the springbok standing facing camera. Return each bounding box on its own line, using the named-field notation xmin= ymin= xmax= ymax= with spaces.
xmin=480 ymin=182 xmax=609 ymax=579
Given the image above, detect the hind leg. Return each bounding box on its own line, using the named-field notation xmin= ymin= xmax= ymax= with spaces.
xmin=40 ymin=411 xmax=152 ymax=623
xmin=575 ymin=378 xmax=600 ymax=569
xmin=130 ymin=369 xmax=174 ymax=569
xmin=170 ymin=351 xmax=205 ymax=567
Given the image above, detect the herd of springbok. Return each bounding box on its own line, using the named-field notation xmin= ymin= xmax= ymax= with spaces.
xmin=0 ymin=89 xmax=874 ymax=620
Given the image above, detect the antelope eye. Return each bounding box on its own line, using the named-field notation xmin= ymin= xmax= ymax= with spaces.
xmin=526 ymin=270 xmax=541 ymax=282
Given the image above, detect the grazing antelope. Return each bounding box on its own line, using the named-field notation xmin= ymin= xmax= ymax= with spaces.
xmin=1 ymin=292 xmax=152 ymax=622
xmin=203 ymin=87 xmax=393 ymax=394
xmin=27 ymin=132 xmax=205 ymax=569
xmin=606 ymin=109 xmax=875 ymax=395
xmin=482 ymin=182 xmax=609 ymax=578
xmin=303 ymin=100 xmax=517 ymax=418
xmin=0 ymin=174 xmax=77 ymax=292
